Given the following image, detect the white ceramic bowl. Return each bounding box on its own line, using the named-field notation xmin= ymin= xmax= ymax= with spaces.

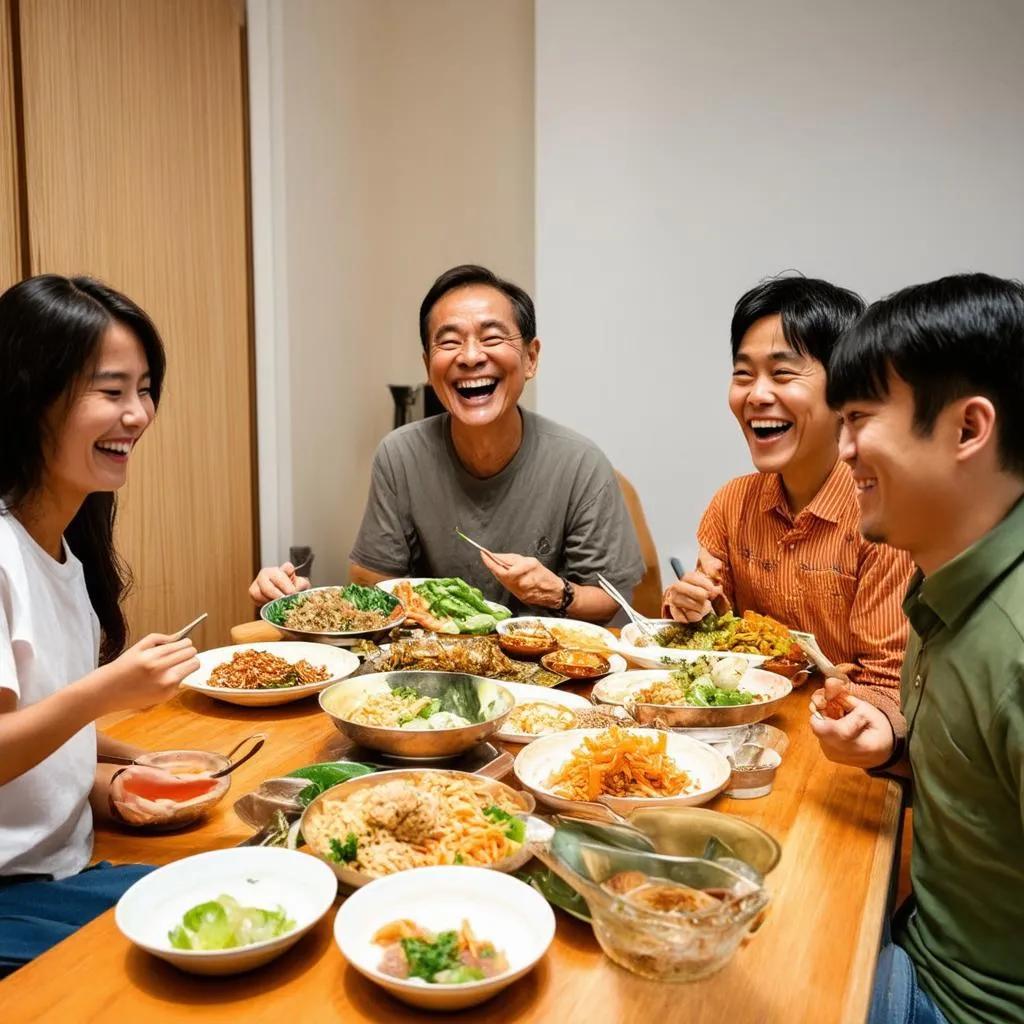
xmin=617 ymin=621 xmax=767 ymax=670
xmin=334 ymin=866 xmax=555 ymax=1011
xmin=493 ymin=680 xmax=594 ymax=743
xmin=182 ymin=642 xmax=359 ymax=706
xmin=514 ymin=727 xmax=732 ymax=815
xmin=115 ymin=848 xmax=338 ymax=975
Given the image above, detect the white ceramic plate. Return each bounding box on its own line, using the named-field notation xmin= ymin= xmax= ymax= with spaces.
xmin=514 ymin=727 xmax=732 ymax=814
xmin=376 ymin=578 xmax=508 ymax=619
xmin=496 ymin=616 xmax=617 ymax=648
xmin=334 ymin=866 xmax=555 ymax=1012
xmin=493 ymin=681 xmax=594 ymax=744
xmin=617 ymin=621 xmax=767 ymax=670
xmin=115 ymin=847 xmax=337 ymax=976
xmin=183 ymin=642 xmax=360 ymax=706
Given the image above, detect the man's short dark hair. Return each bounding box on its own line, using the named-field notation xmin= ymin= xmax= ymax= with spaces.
xmin=419 ymin=265 xmax=536 ymax=352
xmin=731 ymin=274 xmax=865 ymax=366
xmin=827 ymin=272 xmax=1024 ymax=478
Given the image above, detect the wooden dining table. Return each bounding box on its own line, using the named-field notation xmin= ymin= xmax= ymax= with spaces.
xmin=0 ymin=640 xmax=903 ymax=1024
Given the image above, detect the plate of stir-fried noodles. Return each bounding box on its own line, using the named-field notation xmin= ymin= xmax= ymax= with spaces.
xmin=183 ymin=643 xmax=360 ymax=706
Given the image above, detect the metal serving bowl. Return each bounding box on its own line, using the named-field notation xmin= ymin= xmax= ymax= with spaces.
xmin=299 ymin=768 xmax=535 ymax=887
xmin=260 ymin=585 xmax=407 ymax=647
xmin=319 ymin=671 xmax=514 ymax=759
xmin=624 ymin=668 xmax=792 ymax=729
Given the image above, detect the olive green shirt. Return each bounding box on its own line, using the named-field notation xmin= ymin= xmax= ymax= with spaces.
xmin=896 ymin=496 xmax=1024 ymax=1024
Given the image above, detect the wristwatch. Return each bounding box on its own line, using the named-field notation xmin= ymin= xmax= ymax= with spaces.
xmin=553 ymin=578 xmax=576 ymax=617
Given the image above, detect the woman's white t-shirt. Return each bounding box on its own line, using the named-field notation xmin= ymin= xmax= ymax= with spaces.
xmin=0 ymin=511 xmax=99 ymax=879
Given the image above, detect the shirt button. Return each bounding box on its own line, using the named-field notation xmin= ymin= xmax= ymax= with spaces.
xmin=914 ymin=675 xmax=922 ymax=688
xmin=788 ymin=544 xmax=795 ymax=551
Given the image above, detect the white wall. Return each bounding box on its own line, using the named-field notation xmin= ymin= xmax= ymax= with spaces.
xmin=535 ymin=0 xmax=1024 ymax=577
xmin=250 ymin=0 xmax=534 ymax=583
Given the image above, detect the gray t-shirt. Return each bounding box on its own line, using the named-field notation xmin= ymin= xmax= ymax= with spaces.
xmin=349 ymin=409 xmax=645 ymax=616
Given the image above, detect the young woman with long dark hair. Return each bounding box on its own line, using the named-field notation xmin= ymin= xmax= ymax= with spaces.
xmin=0 ymin=274 xmax=200 ymax=976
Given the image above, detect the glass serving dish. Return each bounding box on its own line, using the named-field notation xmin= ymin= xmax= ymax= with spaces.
xmin=527 ymin=822 xmax=770 ymax=982
xmin=118 ymin=749 xmax=233 ymax=830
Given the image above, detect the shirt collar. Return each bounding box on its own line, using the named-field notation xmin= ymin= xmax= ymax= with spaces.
xmin=757 ymin=460 xmax=852 ymax=525
xmin=914 ymin=494 xmax=1024 ymax=631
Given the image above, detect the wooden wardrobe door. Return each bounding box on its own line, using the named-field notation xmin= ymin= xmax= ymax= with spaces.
xmin=18 ymin=0 xmax=255 ymax=648
xmin=0 ymin=0 xmax=19 ymax=289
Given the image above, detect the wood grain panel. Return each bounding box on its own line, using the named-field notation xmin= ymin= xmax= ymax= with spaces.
xmin=17 ymin=0 xmax=255 ymax=648
xmin=0 ymin=682 xmax=900 ymax=1022
xmin=0 ymin=0 xmax=20 ymax=289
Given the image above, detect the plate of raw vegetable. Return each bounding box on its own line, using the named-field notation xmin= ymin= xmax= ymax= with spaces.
xmin=261 ymin=584 xmax=406 ymax=646
xmin=377 ymin=578 xmax=511 ymax=635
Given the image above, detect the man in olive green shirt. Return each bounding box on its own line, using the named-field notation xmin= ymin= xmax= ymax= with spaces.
xmin=808 ymin=273 xmax=1024 ymax=1024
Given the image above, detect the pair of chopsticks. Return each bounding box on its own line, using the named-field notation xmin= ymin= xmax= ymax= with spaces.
xmin=455 ymin=528 xmax=512 ymax=571
xmin=669 ymin=556 xmax=731 ymax=616
xmin=169 ymin=612 xmax=208 ymax=642
xmin=596 ymin=574 xmax=658 ymax=639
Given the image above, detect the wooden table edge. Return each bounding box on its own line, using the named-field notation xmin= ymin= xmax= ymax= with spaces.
xmin=841 ymin=778 xmax=904 ymax=1023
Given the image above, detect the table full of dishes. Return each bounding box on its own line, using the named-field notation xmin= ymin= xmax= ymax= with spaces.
xmin=0 ymin=578 xmax=902 ymax=1024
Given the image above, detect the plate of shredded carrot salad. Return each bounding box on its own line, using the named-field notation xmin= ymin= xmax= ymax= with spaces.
xmin=513 ymin=725 xmax=732 ymax=814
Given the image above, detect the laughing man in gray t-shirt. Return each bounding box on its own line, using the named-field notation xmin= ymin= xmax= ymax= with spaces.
xmin=251 ymin=265 xmax=644 ymax=623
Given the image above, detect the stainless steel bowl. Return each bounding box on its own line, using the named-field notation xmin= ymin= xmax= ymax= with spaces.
xmin=319 ymin=671 xmax=514 ymax=758
xmin=624 ymin=668 xmax=792 ymax=728
xmin=260 ymin=585 xmax=407 ymax=647
xmin=299 ymin=768 xmax=535 ymax=887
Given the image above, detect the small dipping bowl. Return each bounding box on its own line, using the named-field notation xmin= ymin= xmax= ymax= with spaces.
xmin=497 ymin=631 xmax=559 ymax=659
xmin=540 ymin=648 xmax=611 ymax=680
xmin=121 ymin=749 xmax=233 ymax=830
xmin=725 ymin=745 xmax=783 ymax=800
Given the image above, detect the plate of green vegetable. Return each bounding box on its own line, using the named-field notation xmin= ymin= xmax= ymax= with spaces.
xmin=377 ymin=577 xmax=511 ymax=635
xmin=115 ymin=847 xmax=337 ymax=975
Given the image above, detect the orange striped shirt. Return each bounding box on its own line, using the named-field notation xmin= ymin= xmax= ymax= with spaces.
xmin=697 ymin=461 xmax=913 ymax=696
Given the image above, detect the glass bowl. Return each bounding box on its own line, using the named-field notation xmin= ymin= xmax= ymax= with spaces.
xmin=531 ymin=825 xmax=769 ymax=982
xmin=118 ymin=749 xmax=232 ymax=830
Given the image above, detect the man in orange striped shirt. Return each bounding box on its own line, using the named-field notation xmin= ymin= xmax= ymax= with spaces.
xmin=663 ymin=276 xmax=913 ymax=705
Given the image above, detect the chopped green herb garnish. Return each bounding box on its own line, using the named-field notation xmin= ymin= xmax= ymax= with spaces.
xmin=400 ymin=931 xmax=460 ymax=982
xmin=483 ymin=804 xmax=525 ymax=843
xmin=327 ymin=832 xmax=359 ymax=863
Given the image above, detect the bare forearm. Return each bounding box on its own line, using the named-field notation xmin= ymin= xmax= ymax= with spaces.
xmin=97 ymin=732 xmax=144 ymax=760
xmin=90 ymin=763 xmax=124 ymax=825
xmin=566 ymin=585 xmax=620 ymax=625
xmin=0 ymin=679 xmax=108 ymax=786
